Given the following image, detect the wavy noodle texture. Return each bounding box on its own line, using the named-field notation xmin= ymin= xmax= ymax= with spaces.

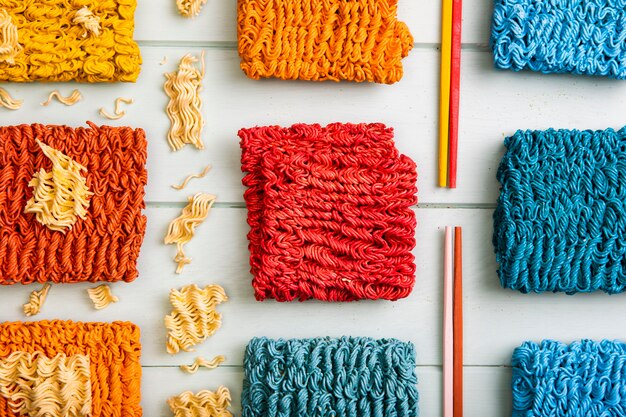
xmin=168 ymin=387 xmax=232 ymax=417
xmin=492 ymin=0 xmax=626 ymax=79
xmin=0 ymin=352 xmax=91 ymax=417
xmin=0 ymin=1 xmax=141 ymax=82
xmin=41 ymin=90 xmax=82 ymax=106
xmin=0 ymin=123 xmax=148 ymax=285
xmin=24 ymin=140 xmax=93 ymax=233
xmin=239 ymin=123 xmax=418 ymax=302
xmin=512 ymin=340 xmax=626 ymax=415
xmin=0 ymin=87 xmax=22 ymax=110
xmin=164 ymin=53 xmax=205 ymax=151
xmin=0 ymin=321 xmax=142 ymax=417
xmin=242 ymin=337 xmax=419 ymax=417
xmin=165 ymin=284 xmax=227 ymax=354
xmin=72 ymin=6 xmax=100 ymax=38
xmin=87 ymin=285 xmax=119 ymax=310
xmin=23 ymin=283 xmax=51 ymax=317
xmin=164 ymin=193 xmax=216 ymax=273
xmin=180 ymin=355 xmax=225 ymax=374
xmin=172 ymin=165 xmax=211 ymax=190
xmin=494 ymin=127 xmax=626 ymax=294
xmin=0 ymin=9 xmax=21 ymax=65
xmin=237 ymin=0 xmax=413 ymax=84
xmin=177 ymin=0 xmax=208 ymax=17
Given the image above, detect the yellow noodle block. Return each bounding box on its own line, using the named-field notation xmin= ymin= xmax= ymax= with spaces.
xmin=0 ymin=352 xmax=91 ymax=417
xmin=0 ymin=1 xmax=141 ymax=82
xmin=24 ymin=140 xmax=93 ymax=233
xmin=168 ymin=386 xmax=232 ymax=417
xmin=165 ymin=284 xmax=227 ymax=354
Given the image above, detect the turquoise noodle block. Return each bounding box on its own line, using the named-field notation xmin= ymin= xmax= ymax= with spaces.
xmin=512 ymin=340 xmax=626 ymax=416
xmin=242 ymin=336 xmax=419 ymax=417
xmin=491 ymin=0 xmax=626 ymax=79
xmin=493 ymin=127 xmax=626 ymax=294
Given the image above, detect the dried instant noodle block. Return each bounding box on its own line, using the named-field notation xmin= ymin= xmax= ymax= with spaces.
xmin=0 ymin=320 xmax=142 ymax=417
xmin=239 ymin=123 xmax=418 ymax=302
xmin=0 ymin=1 xmax=141 ymax=82
xmin=237 ymin=0 xmax=414 ymax=84
xmin=242 ymin=337 xmax=419 ymax=417
xmin=0 ymin=122 xmax=148 ymax=285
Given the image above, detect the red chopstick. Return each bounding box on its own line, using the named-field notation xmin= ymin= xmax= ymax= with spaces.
xmin=453 ymin=227 xmax=463 ymax=417
xmin=448 ymin=0 xmax=463 ymax=189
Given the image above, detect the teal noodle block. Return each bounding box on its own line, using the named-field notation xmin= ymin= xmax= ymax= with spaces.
xmin=491 ymin=0 xmax=626 ymax=79
xmin=242 ymin=337 xmax=419 ymax=417
xmin=493 ymin=127 xmax=626 ymax=294
xmin=512 ymin=340 xmax=626 ymax=416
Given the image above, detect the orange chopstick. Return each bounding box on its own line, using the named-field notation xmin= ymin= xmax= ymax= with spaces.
xmin=448 ymin=0 xmax=463 ymax=189
xmin=453 ymin=227 xmax=463 ymax=417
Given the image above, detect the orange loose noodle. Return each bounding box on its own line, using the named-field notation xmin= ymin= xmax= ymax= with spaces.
xmin=23 ymin=283 xmax=51 ymax=317
xmin=164 ymin=53 xmax=205 ymax=151
xmin=168 ymin=387 xmax=233 ymax=417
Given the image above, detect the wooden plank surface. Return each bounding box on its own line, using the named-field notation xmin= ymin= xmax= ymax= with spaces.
xmin=1 ymin=1 xmax=625 ymax=415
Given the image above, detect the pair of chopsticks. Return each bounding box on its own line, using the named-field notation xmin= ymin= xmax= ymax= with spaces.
xmin=439 ymin=0 xmax=463 ymax=188
xmin=444 ymin=226 xmax=463 ymax=417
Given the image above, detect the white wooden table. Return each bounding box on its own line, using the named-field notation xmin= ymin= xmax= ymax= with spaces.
xmin=1 ymin=1 xmax=626 ymax=415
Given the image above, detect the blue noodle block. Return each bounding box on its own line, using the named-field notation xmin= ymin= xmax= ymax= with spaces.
xmin=493 ymin=127 xmax=626 ymax=294
xmin=491 ymin=0 xmax=626 ymax=79
xmin=242 ymin=337 xmax=419 ymax=417
xmin=512 ymin=340 xmax=626 ymax=416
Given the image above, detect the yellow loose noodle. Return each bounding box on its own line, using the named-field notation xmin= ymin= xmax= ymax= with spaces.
xmin=24 ymin=140 xmax=93 ymax=233
xmin=164 ymin=53 xmax=205 ymax=151
xmin=164 ymin=193 xmax=216 ymax=273
xmin=0 ymin=352 xmax=92 ymax=417
xmin=87 ymin=284 xmax=119 ymax=310
xmin=72 ymin=6 xmax=101 ymax=38
xmin=168 ymin=387 xmax=233 ymax=417
xmin=23 ymin=283 xmax=51 ymax=317
xmin=41 ymin=90 xmax=82 ymax=106
xmin=176 ymin=0 xmax=208 ymax=18
xmin=172 ymin=165 xmax=211 ymax=190
xmin=0 ymin=8 xmax=22 ymax=64
xmin=180 ymin=355 xmax=225 ymax=374
xmin=0 ymin=87 xmax=22 ymax=109
xmin=165 ymin=284 xmax=227 ymax=354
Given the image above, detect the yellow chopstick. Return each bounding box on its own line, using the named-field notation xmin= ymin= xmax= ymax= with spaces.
xmin=439 ymin=0 xmax=453 ymax=188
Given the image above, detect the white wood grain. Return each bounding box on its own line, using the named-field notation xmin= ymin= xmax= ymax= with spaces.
xmin=133 ymin=0 xmax=493 ymax=46
xmin=141 ymin=366 xmax=512 ymax=417
xmin=3 ymin=47 xmax=625 ymax=205
xmin=1 ymin=1 xmax=623 ymax=414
